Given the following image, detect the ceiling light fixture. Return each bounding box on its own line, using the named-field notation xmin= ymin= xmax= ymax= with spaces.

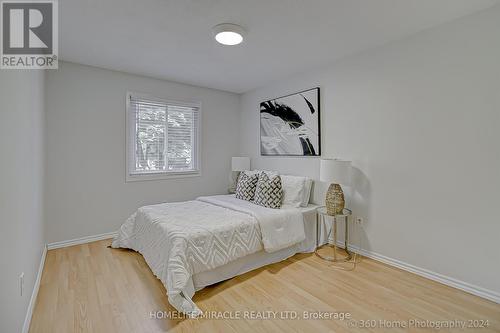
xmin=212 ymin=23 xmax=245 ymax=46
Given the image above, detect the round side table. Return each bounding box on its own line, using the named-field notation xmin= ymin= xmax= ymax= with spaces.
xmin=315 ymin=207 xmax=352 ymax=262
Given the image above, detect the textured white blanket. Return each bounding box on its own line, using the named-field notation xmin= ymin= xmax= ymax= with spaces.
xmin=198 ymin=195 xmax=305 ymax=253
xmin=111 ymin=195 xmax=305 ymax=316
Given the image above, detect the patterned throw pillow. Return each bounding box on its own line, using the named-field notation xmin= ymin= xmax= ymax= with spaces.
xmin=254 ymin=172 xmax=283 ymax=209
xmin=235 ymin=171 xmax=259 ymax=201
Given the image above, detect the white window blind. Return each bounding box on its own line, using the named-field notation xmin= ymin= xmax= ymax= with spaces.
xmin=127 ymin=94 xmax=200 ymax=179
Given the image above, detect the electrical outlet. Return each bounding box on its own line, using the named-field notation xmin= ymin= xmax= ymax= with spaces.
xmin=20 ymin=272 xmax=24 ymax=296
xmin=355 ymin=217 xmax=364 ymax=224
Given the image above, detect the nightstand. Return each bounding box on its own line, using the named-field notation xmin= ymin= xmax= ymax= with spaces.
xmin=315 ymin=206 xmax=352 ymax=262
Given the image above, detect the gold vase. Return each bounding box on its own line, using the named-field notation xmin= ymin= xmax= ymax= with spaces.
xmin=325 ymin=183 xmax=345 ymax=215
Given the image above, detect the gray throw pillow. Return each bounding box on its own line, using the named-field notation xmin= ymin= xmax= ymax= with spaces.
xmin=235 ymin=171 xmax=259 ymax=201
xmin=254 ymin=172 xmax=283 ymax=209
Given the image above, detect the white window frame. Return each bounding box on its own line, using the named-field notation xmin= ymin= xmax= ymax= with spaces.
xmin=126 ymin=91 xmax=202 ymax=182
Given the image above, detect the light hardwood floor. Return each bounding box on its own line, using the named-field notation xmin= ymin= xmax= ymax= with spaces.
xmin=30 ymin=239 xmax=500 ymax=332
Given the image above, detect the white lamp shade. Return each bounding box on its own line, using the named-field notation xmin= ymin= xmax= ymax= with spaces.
xmin=320 ymin=159 xmax=352 ymax=185
xmin=231 ymin=157 xmax=250 ymax=171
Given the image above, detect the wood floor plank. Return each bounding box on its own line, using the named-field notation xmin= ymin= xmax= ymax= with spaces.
xmin=29 ymin=239 xmax=500 ymax=333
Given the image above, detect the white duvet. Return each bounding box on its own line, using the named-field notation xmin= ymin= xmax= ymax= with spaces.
xmin=111 ymin=195 xmax=305 ymax=316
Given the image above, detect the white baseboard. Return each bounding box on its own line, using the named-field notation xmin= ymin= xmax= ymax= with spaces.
xmin=47 ymin=231 xmax=117 ymax=250
xmin=332 ymin=240 xmax=500 ymax=304
xmin=45 ymin=231 xmax=499 ymax=307
xmin=22 ymin=233 xmax=116 ymax=332
xmin=22 ymin=245 xmax=47 ymax=333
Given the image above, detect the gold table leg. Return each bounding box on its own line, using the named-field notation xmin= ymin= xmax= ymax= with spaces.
xmin=333 ymin=216 xmax=337 ymax=261
xmin=315 ymin=213 xmax=352 ymax=263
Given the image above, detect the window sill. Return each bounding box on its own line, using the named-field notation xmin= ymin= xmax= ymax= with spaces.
xmin=126 ymin=171 xmax=201 ymax=182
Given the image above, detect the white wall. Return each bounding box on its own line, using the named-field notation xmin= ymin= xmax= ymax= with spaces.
xmin=0 ymin=70 xmax=46 ymax=333
xmin=45 ymin=62 xmax=240 ymax=243
xmin=240 ymin=6 xmax=500 ymax=295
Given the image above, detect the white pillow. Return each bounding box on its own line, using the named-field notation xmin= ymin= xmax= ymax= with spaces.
xmin=301 ymin=178 xmax=313 ymax=207
xmin=247 ymin=169 xmax=279 ymax=177
xmin=280 ymin=175 xmax=307 ymax=208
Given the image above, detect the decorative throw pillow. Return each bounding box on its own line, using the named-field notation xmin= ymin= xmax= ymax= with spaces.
xmin=301 ymin=178 xmax=313 ymax=207
xmin=280 ymin=175 xmax=307 ymax=208
xmin=235 ymin=171 xmax=259 ymax=201
xmin=254 ymin=172 xmax=283 ymax=209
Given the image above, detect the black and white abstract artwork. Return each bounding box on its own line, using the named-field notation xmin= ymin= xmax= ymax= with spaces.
xmin=260 ymin=87 xmax=320 ymax=156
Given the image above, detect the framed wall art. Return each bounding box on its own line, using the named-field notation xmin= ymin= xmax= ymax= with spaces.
xmin=260 ymin=87 xmax=320 ymax=156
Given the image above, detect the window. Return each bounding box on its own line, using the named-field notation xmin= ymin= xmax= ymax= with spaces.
xmin=126 ymin=92 xmax=200 ymax=181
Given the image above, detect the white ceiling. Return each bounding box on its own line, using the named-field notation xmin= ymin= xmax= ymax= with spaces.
xmin=60 ymin=0 xmax=499 ymax=93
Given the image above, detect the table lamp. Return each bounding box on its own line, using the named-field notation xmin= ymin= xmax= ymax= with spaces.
xmin=229 ymin=157 xmax=250 ymax=193
xmin=320 ymin=159 xmax=352 ymax=215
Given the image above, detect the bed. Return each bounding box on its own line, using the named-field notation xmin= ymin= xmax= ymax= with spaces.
xmin=111 ymin=194 xmax=325 ymax=316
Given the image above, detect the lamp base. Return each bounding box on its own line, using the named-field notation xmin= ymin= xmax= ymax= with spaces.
xmin=325 ymin=183 xmax=345 ymax=215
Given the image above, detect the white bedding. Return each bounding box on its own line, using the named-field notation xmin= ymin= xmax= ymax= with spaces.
xmin=111 ymin=195 xmax=306 ymax=316
xmin=192 ymin=205 xmax=320 ymax=291
xmin=199 ymin=195 xmax=305 ymax=252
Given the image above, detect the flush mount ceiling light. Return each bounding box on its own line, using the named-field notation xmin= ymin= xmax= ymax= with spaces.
xmin=212 ymin=23 xmax=245 ymax=46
